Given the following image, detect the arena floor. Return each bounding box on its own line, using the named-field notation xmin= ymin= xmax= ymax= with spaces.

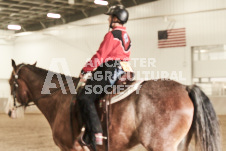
xmin=0 ymin=114 xmax=225 ymax=151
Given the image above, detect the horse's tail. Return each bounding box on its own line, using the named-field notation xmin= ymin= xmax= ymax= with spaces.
xmin=186 ymin=85 xmax=221 ymax=151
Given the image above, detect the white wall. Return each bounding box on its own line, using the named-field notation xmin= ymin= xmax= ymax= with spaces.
xmin=1 ymin=0 xmax=226 ymax=113
xmin=210 ymin=97 xmax=226 ymax=115
xmin=0 ymin=44 xmax=13 ymax=78
xmin=0 ymin=30 xmax=14 ymax=79
xmin=194 ymin=60 xmax=226 ymax=78
xmin=0 ymin=30 xmax=14 ymax=113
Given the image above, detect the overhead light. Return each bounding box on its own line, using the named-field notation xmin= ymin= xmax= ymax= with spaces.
xmin=47 ymin=13 xmax=61 ymax=19
xmin=94 ymin=0 xmax=108 ymax=5
xmin=7 ymin=25 xmax=21 ymax=30
xmin=68 ymin=0 xmax=74 ymax=4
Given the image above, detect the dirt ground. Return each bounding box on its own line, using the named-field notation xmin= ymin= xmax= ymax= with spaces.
xmin=0 ymin=114 xmax=225 ymax=151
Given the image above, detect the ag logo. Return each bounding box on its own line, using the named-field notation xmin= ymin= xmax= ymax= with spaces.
xmin=124 ymin=33 xmax=129 ymax=44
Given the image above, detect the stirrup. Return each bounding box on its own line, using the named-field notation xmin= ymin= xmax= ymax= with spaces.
xmin=78 ymin=136 xmax=89 ymax=146
xmin=77 ymin=132 xmax=96 ymax=151
xmin=77 ymin=128 xmax=90 ymax=146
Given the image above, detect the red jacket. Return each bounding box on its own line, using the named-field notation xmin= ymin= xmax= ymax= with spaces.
xmin=82 ymin=26 xmax=131 ymax=72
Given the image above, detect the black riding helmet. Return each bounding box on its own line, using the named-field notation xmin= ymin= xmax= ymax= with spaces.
xmin=105 ymin=5 xmax=129 ymax=24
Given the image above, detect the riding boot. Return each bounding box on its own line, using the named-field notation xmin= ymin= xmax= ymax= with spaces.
xmin=77 ymin=101 xmax=92 ymax=146
xmin=90 ymin=131 xmax=97 ymax=151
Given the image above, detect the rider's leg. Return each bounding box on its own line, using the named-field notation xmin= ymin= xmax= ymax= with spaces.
xmin=77 ymin=70 xmax=112 ymax=146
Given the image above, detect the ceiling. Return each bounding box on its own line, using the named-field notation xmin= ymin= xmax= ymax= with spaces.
xmin=0 ymin=0 xmax=156 ymax=33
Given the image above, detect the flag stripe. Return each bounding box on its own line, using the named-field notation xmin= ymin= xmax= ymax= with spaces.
xmin=159 ymin=42 xmax=186 ymax=45
xmin=159 ymin=38 xmax=186 ymax=42
xmin=159 ymin=40 xmax=186 ymax=44
xmin=168 ymin=33 xmax=185 ymax=36
xmin=159 ymin=45 xmax=186 ymax=48
xmin=167 ymin=35 xmax=186 ymax=38
xmin=168 ymin=31 xmax=186 ymax=34
xmin=158 ymin=28 xmax=186 ymax=48
xmin=159 ymin=44 xmax=186 ymax=47
xmin=159 ymin=39 xmax=186 ymax=43
xmin=159 ymin=42 xmax=186 ymax=46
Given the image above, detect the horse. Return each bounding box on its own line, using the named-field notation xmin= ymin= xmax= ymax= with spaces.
xmin=9 ymin=59 xmax=221 ymax=151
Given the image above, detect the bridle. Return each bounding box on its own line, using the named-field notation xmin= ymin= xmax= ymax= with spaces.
xmin=11 ymin=64 xmax=80 ymax=109
xmin=12 ymin=64 xmax=29 ymax=108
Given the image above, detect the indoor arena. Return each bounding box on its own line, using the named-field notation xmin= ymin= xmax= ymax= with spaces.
xmin=0 ymin=0 xmax=226 ymax=150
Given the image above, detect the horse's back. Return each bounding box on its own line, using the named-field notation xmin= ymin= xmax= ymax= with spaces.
xmin=135 ymin=80 xmax=194 ymax=150
xmin=139 ymin=80 xmax=193 ymax=109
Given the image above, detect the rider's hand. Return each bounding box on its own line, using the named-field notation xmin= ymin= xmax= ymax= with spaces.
xmin=79 ymin=73 xmax=84 ymax=79
xmin=79 ymin=70 xmax=87 ymax=83
xmin=79 ymin=74 xmax=86 ymax=83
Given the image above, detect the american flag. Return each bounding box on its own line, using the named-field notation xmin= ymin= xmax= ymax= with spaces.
xmin=158 ymin=28 xmax=186 ymax=48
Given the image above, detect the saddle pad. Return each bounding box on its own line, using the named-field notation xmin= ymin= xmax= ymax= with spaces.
xmin=108 ymin=80 xmax=144 ymax=105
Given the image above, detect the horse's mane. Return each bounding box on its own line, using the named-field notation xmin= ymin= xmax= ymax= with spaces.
xmin=24 ymin=64 xmax=78 ymax=82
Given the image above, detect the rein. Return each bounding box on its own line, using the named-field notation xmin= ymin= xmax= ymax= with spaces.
xmin=12 ymin=64 xmax=79 ymax=108
xmin=12 ymin=64 xmax=26 ymax=108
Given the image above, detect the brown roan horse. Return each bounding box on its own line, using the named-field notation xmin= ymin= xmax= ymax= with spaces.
xmin=9 ymin=59 xmax=221 ymax=151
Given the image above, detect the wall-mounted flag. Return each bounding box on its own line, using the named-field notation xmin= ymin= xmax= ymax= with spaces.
xmin=158 ymin=28 xmax=186 ymax=48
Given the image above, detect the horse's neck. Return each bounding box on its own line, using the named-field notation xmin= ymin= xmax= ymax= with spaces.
xmin=23 ymin=71 xmax=53 ymax=125
xmin=24 ymin=68 xmax=78 ymax=127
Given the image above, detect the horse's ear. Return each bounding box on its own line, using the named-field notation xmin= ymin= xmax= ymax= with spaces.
xmin=11 ymin=59 xmax=16 ymax=71
xmin=33 ymin=61 xmax=37 ymax=66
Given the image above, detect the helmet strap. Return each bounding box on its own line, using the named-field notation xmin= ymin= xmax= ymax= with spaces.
xmin=109 ymin=16 xmax=114 ymax=29
xmin=108 ymin=16 xmax=123 ymax=30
